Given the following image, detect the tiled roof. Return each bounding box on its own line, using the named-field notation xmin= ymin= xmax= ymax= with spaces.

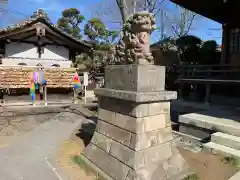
xmin=0 ymin=9 xmax=92 ymax=48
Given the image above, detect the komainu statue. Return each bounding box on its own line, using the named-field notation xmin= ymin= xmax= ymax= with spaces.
xmin=112 ymin=11 xmax=156 ymax=65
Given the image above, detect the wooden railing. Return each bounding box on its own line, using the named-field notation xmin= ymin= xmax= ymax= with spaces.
xmin=176 ymin=64 xmax=240 ymax=80
xmin=175 ymin=64 xmax=240 ymax=103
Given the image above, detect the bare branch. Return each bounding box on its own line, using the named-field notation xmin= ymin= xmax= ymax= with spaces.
xmin=183 ymin=13 xmax=196 ymax=36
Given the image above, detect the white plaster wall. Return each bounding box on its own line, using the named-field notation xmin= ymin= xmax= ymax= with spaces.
xmin=3 ymin=42 xmax=72 ymax=68
xmin=1 ymin=58 xmax=72 ymax=68
xmin=5 ymin=42 xmax=38 ymax=58
xmin=41 ymin=45 xmax=69 ymax=60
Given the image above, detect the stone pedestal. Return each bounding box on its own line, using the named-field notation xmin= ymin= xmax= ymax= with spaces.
xmin=81 ymin=65 xmax=191 ymax=180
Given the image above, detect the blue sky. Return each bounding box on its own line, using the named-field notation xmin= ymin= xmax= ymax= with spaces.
xmin=0 ymin=0 xmax=222 ymax=44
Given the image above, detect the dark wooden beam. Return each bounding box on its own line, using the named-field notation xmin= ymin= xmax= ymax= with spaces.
xmin=9 ymin=39 xmax=67 ymax=47
xmin=37 ymin=35 xmax=41 ymax=58
xmin=170 ymin=0 xmax=227 ymax=24
xmin=9 ymin=39 xmax=38 ymax=45
xmin=45 ymin=34 xmax=63 ymax=45
xmin=19 ymin=33 xmax=36 ymax=41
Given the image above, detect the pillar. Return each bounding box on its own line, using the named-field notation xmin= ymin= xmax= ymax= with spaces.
xmin=80 ymin=64 xmax=191 ymax=180
xmin=221 ymin=24 xmax=228 ymax=64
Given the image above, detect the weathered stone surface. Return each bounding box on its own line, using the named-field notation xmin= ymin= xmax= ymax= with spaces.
xmin=99 ymin=96 xmax=172 ymax=118
xmin=130 ymin=127 xmax=173 ymax=150
xmin=104 ymin=65 xmax=165 ymax=92
xmin=83 ymin=59 xmax=189 ymax=180
xmin=97 ymin=120 xmax=132 ymax=146
xmin=91 ymin=131 xmax=113 ymax=153
xmin=148 ymin=102 xmax=170 ymax=115
xmin=125 ymin=163 xmax=167 ymax=180
xmin=142 ymin=114 xmax=167 ymax=132
xmin=114 ymin=113 xmax=168 ymax=134
xmin=114 ymin=113 xmax=142 ymax=133
xmin=95 ymin=88 xmax=177 ymax=102
xmin=109 ymin=140 xmax=135 ymax=168
xmin=162 ymin=153 xmax=190 ymax=180
xmin=82 ymin=143 xmax=130 ymax=180
xmin=98 ymin=108 xmax=116 ymax=124
xmin=79 ymin=155 xmax=114 ymax=180
xmin=109 ymin=140 xmax=173 ymax=170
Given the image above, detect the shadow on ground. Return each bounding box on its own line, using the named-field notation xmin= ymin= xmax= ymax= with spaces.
xmin=75 ymin=122 xmax=96 ymax=147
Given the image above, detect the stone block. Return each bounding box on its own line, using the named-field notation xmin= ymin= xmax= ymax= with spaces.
xmin=142 ymin=114 xmax=167 ymax=132
xmin=97 ymin=120 xmax=132 ymax=146
xmin=148 ymin=102 xmax=170 ymax=115
xmin=130 ymin=127 xmax=173 ymax=150
xmin=125 ymin=163 xmax=167 ymax=180
xmin=109 ymin=139 xmax=173 ymax=170
xmin=79 ymin=155 xmax=114 ymax=180
xmin=113 ymin=113 xmax=170 ymax=134
xmin=91 ymin=131 xmax=113 ymax=153
xmin=82 ymin=143 xmax=130 ymax=180
xmin=114 ymin=113 xmax=143 ymax=133
xmin=132 ymin=103 xmax=149 ymax=117
xmin=99 ymin=96 xmax=134 ymax=116
xmin=95 ymin=88 xmax=177 ymax=103
xmin=162 ymin=153 xmax=190 ymax=180
xmin=98 ymin=108 xmax=116 ymax=124
xmin=179 ymin=123 xmax=211 ymax=140
xmin=99 ymin=96 xmax=172 ymax=118
xmin=104 ymin=65 xmax=165 ymax=92
xmin=109 ymin=140 xmax=135 ymax=168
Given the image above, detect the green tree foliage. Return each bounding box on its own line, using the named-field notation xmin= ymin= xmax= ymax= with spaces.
xmin=174 ymin=36 xmax=220 ymax=65
xmin=176 ymin=35 xmax=202 ymax=64
xmin=200 ymin=40 xmax=220 ymax=64
xmin=57 ymin=8 xmax=85 ymax=38
xmin=74 ymin=51 xmax=107 ymax=73
xmin=84 ymin=17 xmax=119 ymax=50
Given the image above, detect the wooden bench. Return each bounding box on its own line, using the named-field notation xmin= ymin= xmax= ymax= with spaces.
xmin=176 ymin=78 xmax=240 ymax=103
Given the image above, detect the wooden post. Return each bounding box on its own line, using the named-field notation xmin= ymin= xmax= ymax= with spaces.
xmin=204 ymin=84 xmax=211 ymax=104
xmin=179 ymin=83 xmax=184 ymax=99
xmin=44 ymin=86 xmax=47 ymax=105
xmin=221 ymin=24 xmax=228 ymax=64
xmin=72 ymin=88 xmax=75 ymax=103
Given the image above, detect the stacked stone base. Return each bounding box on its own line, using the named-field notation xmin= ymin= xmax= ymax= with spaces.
xmin=81 ymin=94 xmax=191 ymax=180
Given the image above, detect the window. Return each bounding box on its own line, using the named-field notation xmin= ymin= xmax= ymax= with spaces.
xmin=18 ymin=62 xmax=27 ymax=66
xmin=51 ymin=64 xmax=60 ymax=67
xmin=36 ymin=63 xmax=43 ymax=67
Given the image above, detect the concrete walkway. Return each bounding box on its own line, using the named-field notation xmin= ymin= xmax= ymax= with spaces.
xmin=0 ymin=111 xmax=85 ymax=180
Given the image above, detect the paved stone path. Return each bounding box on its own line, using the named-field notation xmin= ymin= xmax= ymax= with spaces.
xmin=0 ymin=111 xmax=85 ymax=180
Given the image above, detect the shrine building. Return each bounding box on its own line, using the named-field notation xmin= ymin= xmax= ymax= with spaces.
xmin=0 ymin=9 xmax=91 ymax=68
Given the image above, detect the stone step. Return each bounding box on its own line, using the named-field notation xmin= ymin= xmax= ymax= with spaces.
xmin=211 ymin=132 xmax=240 ymax=150
xmin=203 ymin=142 xmax=240 ymax=158
xmin=179 ymin=109 xmax=240 ymax=137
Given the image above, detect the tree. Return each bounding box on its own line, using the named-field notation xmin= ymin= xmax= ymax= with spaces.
xmin=163 ymin=5 xmax=196 ymax=38
xmin=84 ymin=17 xmax=119 ymax=50
xmin=91 ymin=0 xmax=197 ymax=41
xmin=57 ymin=8 xmax=85 ymax=38
xmin=74 ymin=51 xmax=106 ymax=73
xmin=91 ymin=0 xmax=165 ymax=25
xmin=176 ymin=35 xmax=202 ymax=64
xmin=200 ymin=40 xmax=220 ymax=65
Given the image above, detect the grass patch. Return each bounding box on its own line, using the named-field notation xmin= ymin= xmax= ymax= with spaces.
xmin=183 ymin=173 xmax=200 ymax=180
xmin=222 ymin=156 xmax=240 ymax=170
xmin=72 ymin=155 xmax=105 ymax=180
